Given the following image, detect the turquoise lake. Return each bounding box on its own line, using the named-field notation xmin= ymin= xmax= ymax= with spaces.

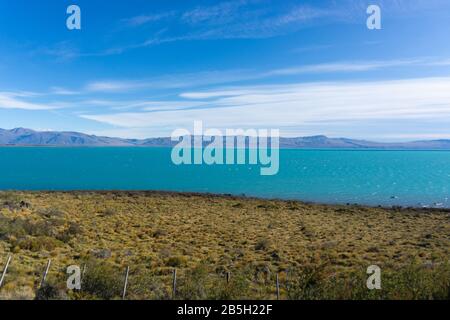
xmin=1 ymin=147 xmax=449 ymax=208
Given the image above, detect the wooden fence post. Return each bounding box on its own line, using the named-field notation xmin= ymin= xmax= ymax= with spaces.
xmin=285 ymin=269 xmax=290 ymax=293
xmin=40 ymin=259 xmax=52 ymax=288
xmin=172 ymin=269 xmax=177 ymax=300
xmin=226 ymin=272 xmax=230 ymax=284
xmin=80 ymin=264 xmax=87 ymax=288
xmin=0 ymin=255 xmax=12 ymax=288
xmin=276 ymin=273 xmax=280 ymax=300
xmin=122 ymin=266 xmax=130 ymax=300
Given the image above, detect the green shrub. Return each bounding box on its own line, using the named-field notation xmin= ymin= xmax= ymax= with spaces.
xmin=35 ymin=282 xmax=67 ymax=300
xmin=126 ymin=270 xmax=170 ymax=300
xmin=80 ymin=260 xmax=123 ymax=300
xmin=0 ymin=192 xmax=26 ymax=210
xmin=23 ymin=220 xmax=56 ymax=237
xmin=176 ymin=265 xmax=252 ymax=300
xmin=0 ymin=216 xmax=26 ymax=239
xmin=165 ymin=256 xmax=187 ymax=268
xmin=36 ymin=207 xmax=66 ymax=219
xmin=16 ymin=236 xmax=61 ymax=252
xmin=100 ymin=209 xmax=117 ymax=217
xmin=56 ymin=222 xmax=83 ymax=243
xmin=381 ymin=264 xmax=450 ymax=300
xmin=177 ymin=265 xmax=210 ymax=300
xmin=255 ymin=238 xmax=271 ymax=251
xmin=285 ymin=263 xmax=450 ymax=300
xmin=286 ymin=265 xmax=329 ymax=300
xmin=209 ymin=272 xmax=251 ymax=300
xmin=0 ymin=217 xmax=56 ymax=240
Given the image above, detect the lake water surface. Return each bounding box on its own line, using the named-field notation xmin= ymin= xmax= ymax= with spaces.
xmin=1 ymin=147 xmax=449 ymax=208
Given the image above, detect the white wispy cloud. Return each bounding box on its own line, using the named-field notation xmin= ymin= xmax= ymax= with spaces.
xmin=266 ymin=59 xmax=424 ymax=76
xmin=113 ymin=0 xmax=450 ymax=53
xmin=50 ymin=87 xmax=81 ymax=95
xmin=80 ymin=77 xmax=450 ymax=137
xmin=85 ymin=80 xmax=145 ymax=93
xmin=426 ymin=59 xmax=450 ymax=66
xmin=84 ymin=69 xmax=257 ymax=93
xmin=104 ymin=1 xmax=336 ymax=55
xmin=38 ymin=1 xmax=331 ymax=59
xmin=6 ymin=56 xmax=450 ymax=113
xmin=181 ymin=0 xmax=251 ymax=25
xmin=83 ymin=58 xmax=441 ymax=93
xmin=174 ymin=4 xmax=332 ymax=40
xmin=0 ymin=92 xmax=58 ymax=110
xmin=121 ymin=12 xmax=175 ymax=27
xmin=37 ymin=0 xmax=450 ymax=59
xmin=292 ymin=44 xmax=333 ymax=53
xmin=34 ymin=41 xmax=81 ymax=61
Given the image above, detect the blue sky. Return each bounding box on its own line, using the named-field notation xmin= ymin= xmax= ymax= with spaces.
xmin=1 ymin=0 xmax=450 ymax=140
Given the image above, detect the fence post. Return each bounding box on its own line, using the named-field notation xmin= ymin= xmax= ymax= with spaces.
xmin=172 ymin=269 xmax=177 ymax=300
xmin=40 ymin=259 xmax=52 ymax=288
xmin=0 ymin=255 xmax=12 ymax=288
xmin=276 ymin=273 xmax=280 ymax=300
xmin=285 ymin=269 xmax=290 ymax=295
xmin=80 ymin=264 xmax=87 ymax=288
xmin=226 ymin=272 xmax=230 ymax=284
xmin=122 ymin=266 xmax=130 ymax=300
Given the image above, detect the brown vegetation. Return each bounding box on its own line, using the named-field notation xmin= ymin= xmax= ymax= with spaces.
xmin=0 ymin=191 xmax=448 ymax=300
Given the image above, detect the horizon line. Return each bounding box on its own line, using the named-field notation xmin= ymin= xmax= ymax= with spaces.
xmin=2 ymin=127 xmax=450 ymax=144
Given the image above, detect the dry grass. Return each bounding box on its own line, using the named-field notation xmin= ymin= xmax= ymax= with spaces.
xmin=0 ymin=191 xmax=448 ymax=300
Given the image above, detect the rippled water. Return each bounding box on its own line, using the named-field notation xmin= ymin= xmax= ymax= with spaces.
xmin=1 ymin=147 xmax=449 ymax=208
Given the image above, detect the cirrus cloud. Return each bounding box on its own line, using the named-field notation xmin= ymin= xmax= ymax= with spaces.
xmin=80 ymin=77 xmax=450 ymax=138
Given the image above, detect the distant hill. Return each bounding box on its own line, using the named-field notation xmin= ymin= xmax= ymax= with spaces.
xmin=1 ymin=128 xmax=450 ymax=149
xmin=279 ymin=135 xmax=450 ymax=149
xmin=0 ymin=128 xmax=133 ymax=146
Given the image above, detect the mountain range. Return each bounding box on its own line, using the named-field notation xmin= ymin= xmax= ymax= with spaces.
xmin=1 ymin=128 xmax=450 ymax=149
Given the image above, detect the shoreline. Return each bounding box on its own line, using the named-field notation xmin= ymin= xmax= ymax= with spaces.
xmin=1 ymin=145 xmax=450 ymax=151
xmin=1 ymin=189 xmax=450 ymax=212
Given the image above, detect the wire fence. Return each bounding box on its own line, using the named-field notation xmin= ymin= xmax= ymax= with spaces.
xmin=0 ymin=254 xmax=286 ymax=300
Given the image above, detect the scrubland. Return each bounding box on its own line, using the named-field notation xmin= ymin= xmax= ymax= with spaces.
xmin=0 ymin=191 xmax=448 ymax=300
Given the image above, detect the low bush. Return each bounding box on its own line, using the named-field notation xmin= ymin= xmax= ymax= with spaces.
xmin=35 ymin=282 xmax=67 ymax=300
xmin=126 ymin=270 xmax=170 ymax=300
xmin=56 ymin=222 xmax=83 ymax=243
xmin=165 ymin=256 xmax=187 ymax=268
xmin=285 ymin=263 xmax=450 ymax=300
xmin=255 ymin=238 xmax=271 ymax=251
xmin=15 ymin=236 xmax=61 ymax=252
xmin=80 ymin=260 xmax=123 ymax=300
xmin=0 ymin=192 xmax=27 ymax=210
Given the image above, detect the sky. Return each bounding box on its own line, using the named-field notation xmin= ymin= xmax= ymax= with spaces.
xmin=1 ymin=0 xmax=450 ymax=141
